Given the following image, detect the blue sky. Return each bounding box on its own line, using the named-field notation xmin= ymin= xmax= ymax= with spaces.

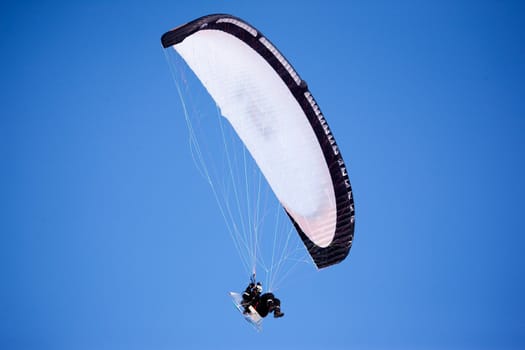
xmin=2 ymin=1 xmax=525 ymax=349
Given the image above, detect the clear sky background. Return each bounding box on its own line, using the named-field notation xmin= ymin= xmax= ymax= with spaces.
xmin=2 ymin=1 xmax=525 ymax=349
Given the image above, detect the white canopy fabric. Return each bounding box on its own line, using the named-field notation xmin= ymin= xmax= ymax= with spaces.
xmin=162 ymin=14 xmax=355 ymax=268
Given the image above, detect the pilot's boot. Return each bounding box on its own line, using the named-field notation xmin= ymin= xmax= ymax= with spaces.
xmin=273 ymin=307 xmax=284 ymax=318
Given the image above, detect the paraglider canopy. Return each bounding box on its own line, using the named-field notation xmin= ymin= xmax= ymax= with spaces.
xmin=162 ymin=14 xmax=355 ymax=269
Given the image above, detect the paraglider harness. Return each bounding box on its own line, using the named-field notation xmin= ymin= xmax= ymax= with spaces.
xmin=241 ymin=274 xmax=284 ymax=318
xmin=241 ymin=274 xmax=260 ymax=312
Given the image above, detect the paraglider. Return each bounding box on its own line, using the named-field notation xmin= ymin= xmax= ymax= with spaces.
xmin=241 ymin=278 xmax=284 ymax=318
xmin=161 ymin=14 xmax=355 ymax=328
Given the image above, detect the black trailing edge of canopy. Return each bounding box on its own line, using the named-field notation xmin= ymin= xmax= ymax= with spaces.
xmin=161 ymin=14 xmax=355 ymax=269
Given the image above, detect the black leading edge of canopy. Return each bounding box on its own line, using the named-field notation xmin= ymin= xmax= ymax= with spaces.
xmin=161 ymin=14 xmax=242 ymax=48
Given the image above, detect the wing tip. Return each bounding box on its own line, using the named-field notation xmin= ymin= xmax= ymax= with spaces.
xmin=161 ymin=13 xmax=238 ymax=48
